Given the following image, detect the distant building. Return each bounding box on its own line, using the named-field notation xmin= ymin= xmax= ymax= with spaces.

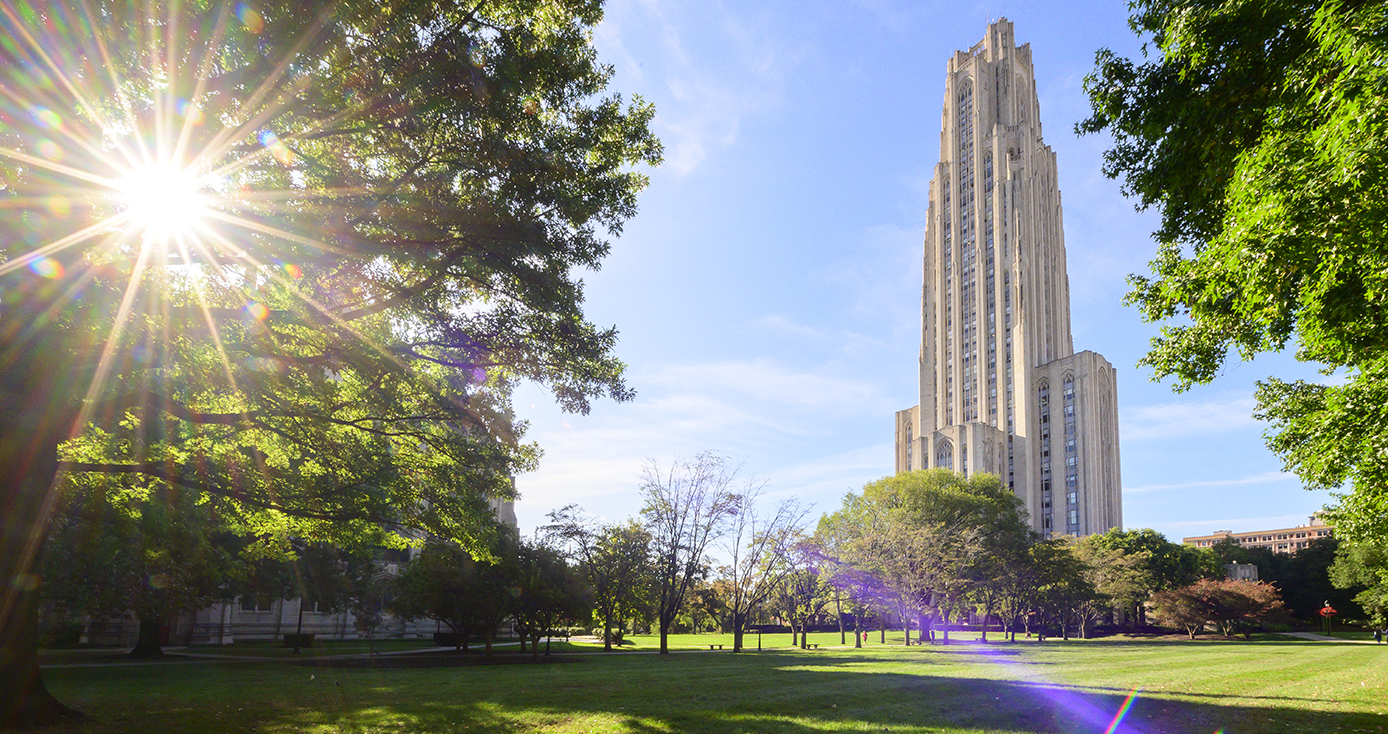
xmin=80 ymin=496 xmax=518 ymax=647
xmin=1223 ymin=563 xmax=1259 ymax=581
xmin=894 ymin=18 xmax=1122 ymax=538
xmin=1183 ymin=515 xmax=1333 ymax=554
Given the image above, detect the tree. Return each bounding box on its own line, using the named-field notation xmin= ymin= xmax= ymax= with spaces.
xmin=1152 ymin=578 xmax=1287 ymax=639
xmin=773 ymin=547 xmax=833 ymax=649
xmin=1084 ymin=528 xmax=1220 ymax=624
xmin=1031 ymin=539 xmax=1096 ymax=641
xmin=1080 ymin=0 xmax=1388 ymax=542
xmin=0 ymin=0 xmax=658 ymax=724
xmin=1073 ymin=536 xmax=1153 ymax=637
xmin=546 ymin=508 xmax=653 ymax=651
xmin=720 ymin=486 xmax=807 ymax=652
xmin=640 ymin=452 xmax=740 ymax=654
xmin=41 ymin=478 xmax=244 ymax=657
xmin=391 ymin=541 xmax=488 ymax=650
xmin=509 ymin=537 xmax=589 ymax=661
xmin=1330 ymin=540 xmax=1388 ymax=629
xmin=817 ymin=469 xmax=1029 ymax=645
xmin=1150 ymin=586 xmax=1210 ymax=640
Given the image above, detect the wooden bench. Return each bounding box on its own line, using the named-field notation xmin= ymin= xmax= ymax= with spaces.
xmin=708 ymin=644 xmax=723 ymax=650
xmin=808 ymin=644 xmax=819 ymax=650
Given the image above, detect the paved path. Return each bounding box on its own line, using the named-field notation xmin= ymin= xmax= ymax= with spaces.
xmin=1278 ymin=631 xmax=1380 ymax=644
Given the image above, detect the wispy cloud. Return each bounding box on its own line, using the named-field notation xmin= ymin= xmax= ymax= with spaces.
xmin=1120 ymin=393 xmax=1258 ymax=440
xmin=748 ymin=314 xmax=896 ymax=353
xmin=1160 ymin=514 xmax=1323 ymax=531
xmin=512 ymin=357 xmax=897 ymax=529
xmin=1125 ymin=471 xmax=1295 ymax=494
xmin=595 ymin=1 xmax=790 ymax=174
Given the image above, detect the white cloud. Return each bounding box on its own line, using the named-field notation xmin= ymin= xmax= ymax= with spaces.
xmin=644 ymin=358 xmax=889 ymax=416
xmin=1125 ymin=471 xmax=1296 ymax=494
xmin=595 ymin=1 xmax=790 ymax=174
xmin=1120 ymin=393 xmax=1258 ymax=440
xmin=511 ymin=357 xmax=896 ymax=532
xmin=1160 ymin=514 xmax=1323 ymax=531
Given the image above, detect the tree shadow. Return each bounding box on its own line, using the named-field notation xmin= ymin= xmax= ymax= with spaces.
xmin=36 ymin=648 xmax=1387 ymax=734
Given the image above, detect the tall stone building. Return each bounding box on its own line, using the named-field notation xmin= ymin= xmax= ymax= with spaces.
xmin=894 ymin=19 xmax=1122 ymax=538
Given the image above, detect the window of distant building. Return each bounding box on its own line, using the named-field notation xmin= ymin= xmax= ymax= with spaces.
xmin=936 ymin=439 xmax=954 ymax=472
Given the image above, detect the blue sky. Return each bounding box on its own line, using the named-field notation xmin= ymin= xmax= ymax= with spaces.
xmin=511 ymin=0 xmax=1333 ymax=542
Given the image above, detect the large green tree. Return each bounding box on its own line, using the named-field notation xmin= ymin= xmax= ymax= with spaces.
xmin=42 ymin=477 xmax=245 ymax=657
xmin=0 ymin=0 xmax=658 ymax=725
xmin=817 ymin=469 xmax=1030 ymax=645
xmin=1080 ymin=0 xmax=1388 ymax=539
xmin=546 ymin=507 xmax=654 ymax=651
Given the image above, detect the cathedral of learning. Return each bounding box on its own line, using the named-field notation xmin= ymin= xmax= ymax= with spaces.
xmin=895 ymin=19 xmax=1123 ymax=538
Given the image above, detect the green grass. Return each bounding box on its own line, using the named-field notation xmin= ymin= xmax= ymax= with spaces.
xmin=36 ymin=636 xmax=1388 ymax=733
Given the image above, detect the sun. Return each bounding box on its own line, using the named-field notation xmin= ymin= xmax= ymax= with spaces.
xmin=115 ymin=162 xmax=210 ymax=240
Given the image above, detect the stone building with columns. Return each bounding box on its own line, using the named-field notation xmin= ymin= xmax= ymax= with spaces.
xmin=894 ymin=19 xmax=1122 ymax=538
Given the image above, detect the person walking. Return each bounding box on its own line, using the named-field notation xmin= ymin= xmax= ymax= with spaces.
xmin=1375 ymin=628 xmax=1383 ymax=644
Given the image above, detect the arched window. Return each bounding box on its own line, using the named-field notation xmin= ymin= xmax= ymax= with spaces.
xmin=935 ymin=439 xmax=954 ymax=472
xmin=905 ymin=424 xmax=913 ymax=470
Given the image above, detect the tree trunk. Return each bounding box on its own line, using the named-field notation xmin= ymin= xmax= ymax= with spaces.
xmin=659 ymin=609 xmax=671 ymax=654
xmin=854 ymin=616 xmax=862 ymax=648
xmin=0 ymin=394 xmax=84 ymax=728
xmin=732 ymin=612 xmax=744 ymax=652
xmin=900 ymin=604 xmax=910 ymax=646
xmin=603 ymin=619 xmax=612 ymax=652
xmin=483 ymin=630 xmax=494 ymax=657
xmin=129 ymin=614 xmax=165 ymax=657
xmin=835 ymin=593 xmax=844 ymax=645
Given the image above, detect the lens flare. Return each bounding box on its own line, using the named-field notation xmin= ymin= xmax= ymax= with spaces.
xmin=279 ymin=261 xmax=303 ymax=279
xmin=177 ymin=98 xmax=204 ymax=124
xmin=258 ymin=129 xmax=294 ymax=165
xmin=244 ymin=301 xmax=270 ymax=321
xmin=236 ymin=3 xmax=264 ymax=34
xmin=37 ymin=139 xmax=63 ymax=161
xmin=1103 ymin=685 xmax=1141 ymax=734
xmin=31 ymin=106 xmax=60 ymax=129
xmin=45 ymin=195 xmax=70 ymax=216
xmin=28 ymin=257 xmax=64 ymax=279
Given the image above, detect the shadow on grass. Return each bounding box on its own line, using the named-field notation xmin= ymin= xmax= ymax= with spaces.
xmin=38 ymin=649 xmax=1387 ymax=734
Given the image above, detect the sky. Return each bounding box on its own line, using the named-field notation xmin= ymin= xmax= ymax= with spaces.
xmin=510 ymin=0 xmax=1334 ymax=542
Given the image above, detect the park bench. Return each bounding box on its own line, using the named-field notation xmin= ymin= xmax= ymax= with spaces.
xmin=808 ymin=644 xmax=819 ymax=649
xmin=708 ymin=644 xmax=723 ymax=650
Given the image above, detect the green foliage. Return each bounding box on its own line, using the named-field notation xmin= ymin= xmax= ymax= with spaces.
xmin=3 ymin=0 xmax=658 ymax=717
xmin=1330 ymin=539 xmax=1388 ymax=627
xmin=1210 ymin=536 xmax=1361 ymax=621
xmin=41 ymin=478 xmax=243 ymax=633
xmin=1081 ymin=0 xmax=1388 ymax=540
xmin=390 ymin=541 xmax=488 ymax=646
xmin=509 ymin=537 xmax=590 ymax=659
xmin=546 ymin=508 xmax=655 ymax=650
xmin=818 ymin=469 xmax=1033 ymax=638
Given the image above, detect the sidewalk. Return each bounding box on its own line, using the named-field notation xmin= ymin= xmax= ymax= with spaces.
xmin=1278 ymin=632 xmax=1379 ymax=644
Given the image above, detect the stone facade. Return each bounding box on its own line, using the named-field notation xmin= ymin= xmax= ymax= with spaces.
xmin=894 ymin=19 xmax=1122 ymax=538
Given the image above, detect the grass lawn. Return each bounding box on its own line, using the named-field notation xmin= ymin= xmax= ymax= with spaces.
xmin=33 ymin=635 xmax=1388 ymax=733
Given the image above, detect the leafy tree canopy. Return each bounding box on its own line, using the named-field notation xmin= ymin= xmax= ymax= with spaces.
xmin=1 ymin=0 xmax=658 ymax=724
xmin=1080 ymin=0 xmax=1388 ymax=539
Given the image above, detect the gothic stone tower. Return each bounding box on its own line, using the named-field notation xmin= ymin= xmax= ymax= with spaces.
xmin=894 ymin=19 xmax=1122 ymax=538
